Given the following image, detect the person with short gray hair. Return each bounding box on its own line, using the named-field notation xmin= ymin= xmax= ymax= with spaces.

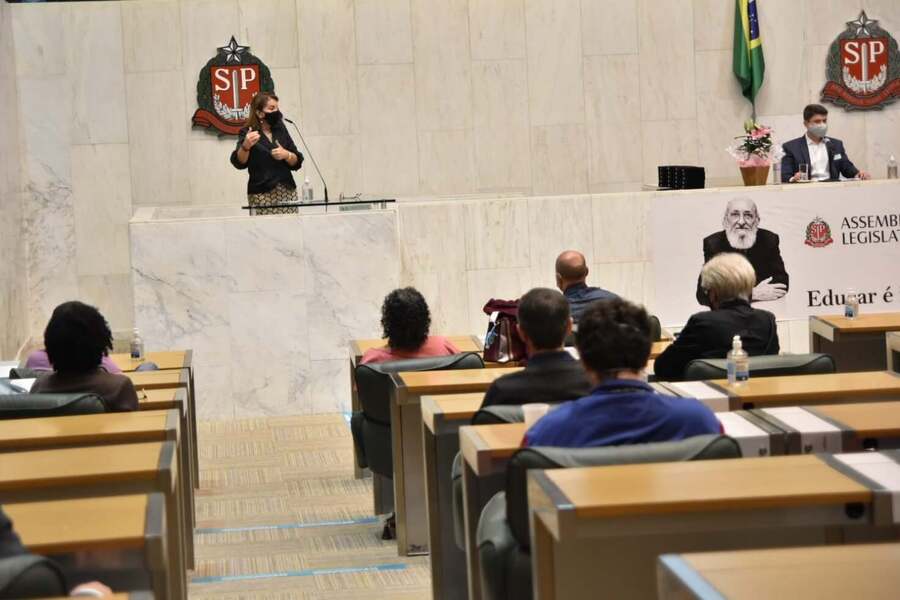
xmin=656 ymin=253 xmax=779 ymax=381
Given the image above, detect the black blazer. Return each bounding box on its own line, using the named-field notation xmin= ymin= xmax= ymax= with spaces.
xmin=0 ymin=507 xmax=26 ymax=560
xmin=780 ymin=135 xmax=859 ymax=182
xmin=654 ymin=299 xmax=780 ymax=381
xmin=695 ymin=229 xmax=789 ymax=306
xmin=230 ymin=124 xmax=304 ymax=194
xmin=480 ymin=351 xmax=591 ymax=408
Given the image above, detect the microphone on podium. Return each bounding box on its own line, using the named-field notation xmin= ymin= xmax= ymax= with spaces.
xmin=284 ymin=117 xmax=329 ymax=204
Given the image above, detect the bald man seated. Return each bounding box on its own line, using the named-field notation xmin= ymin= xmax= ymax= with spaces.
xmin=555 ymin=250 xmax=618 ymax=323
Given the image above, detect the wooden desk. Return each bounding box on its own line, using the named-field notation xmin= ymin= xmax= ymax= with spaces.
xmin=459 ymin=423 xmax=525 ymax=600
xmin=0 ymin=409 xmax=194 ymax=552
xmin=137 ymin=388 xmax=196 ymax=505
xmin=658 ymin=542 xmax=900 ymax=600
xmin=391 ymin=367 xmax=520 ymax=555
xmin=650 ymin=340 xmax=671 ymax=359
xmin=528 ymin=453 xmax=891 ymax=600
xmin=133 ymin=379 xmax=197 ymax=492
xmin=110 ymin=350 xmax=192 ymax=373
xmin=421 ymin=393 xmax=485 ymax=600
xmin=665 ymin=371 xmax=900 ymax=411
xmin=126 ymin=369 xmax=188 ymax=391
xmin=9 ymin=494 xmax=167 ymax=598
xmin=809 ymin=313 xmax=900 ymax=371
xmin=0 ymin=442 xmax=187 ymax=600
xmin=889 ymin=331 xmax=900 ymax=373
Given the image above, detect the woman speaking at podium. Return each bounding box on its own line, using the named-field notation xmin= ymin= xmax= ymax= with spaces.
xmin=230 ymin=92 xmax=304 ymax=215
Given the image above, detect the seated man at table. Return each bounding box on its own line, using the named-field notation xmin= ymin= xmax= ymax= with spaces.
xmin=555 ymin=250 xmax=618 ymax=323
xmin=524 ymin=298 xmax=720 ymax=447
xmin=481 ymin=288 xmax=590 ymax=408
xmin=30 ymin=301 xmax=139 ymax=411
xmin=655 ymin=253 xmax=779 ymax=381
xmin=1 ymin=506 xmax=113 ymax=597
xmin=360 ymin=287 xmax=460 ymax=364
xmin=781 ymin=103 xmax=870 ymax=182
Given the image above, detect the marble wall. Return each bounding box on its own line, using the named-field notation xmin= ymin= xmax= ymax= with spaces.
xmin=0 ymin=1 xmax=27 ymax=358
xmin=131 ymin=207 xmax=399 ymax=419
xmin=6 ymin=0 xmax=900 ymax=363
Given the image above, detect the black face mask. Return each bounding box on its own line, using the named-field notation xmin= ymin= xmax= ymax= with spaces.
xmin=263 ymin=110 xmax=283 ymax=125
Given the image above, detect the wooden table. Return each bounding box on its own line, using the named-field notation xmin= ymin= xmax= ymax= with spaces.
xmin=809 ymin=313 xmax=900 ymax=372
xmin=0 ymin=409 xmax=194 ymax=548
xmin=528 ymin=453 xmax=894 ymax=600
xmin=889 ymin=331 xmax=900 ymax=373
xmin=9 ymin=494 xmax=167 ymax=598
xmin=658 ymin=542 xmax=900 ymax=599
xmin=663 ymin=371 xmax=900 ymax=411
xmin=390 ymin=367 xmax=520 ymax=555
xmin=421 ymin=393 xmax=485 ymax=600
xmin=0 ymin=441 xmax=187 ymax=600
xmin=650 ymin=340 xmax=672 ymax=358
xmin=110 ymin=350 xmax=193 ymax=373
xmin=126 ymin=366 xmax=197 ymax=486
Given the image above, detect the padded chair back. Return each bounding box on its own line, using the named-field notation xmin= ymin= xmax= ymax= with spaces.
xmin=0 ymin=393 xmax=108 ymax=419
xmin=0 ymin=554 xmax=67 ymax=598
xmin=682 ymin=353 xmax=835 ymax=381
xmin=352 ymin=352 xmax=485 ymax=479
xmin=505 ymin=435 xmax=741 ymax=548
xmin=7 ymin=368 xmax=41 ymax=380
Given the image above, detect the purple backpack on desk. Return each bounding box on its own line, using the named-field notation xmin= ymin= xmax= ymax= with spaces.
xmin=482 ymin=299 xmax=526 ymax=364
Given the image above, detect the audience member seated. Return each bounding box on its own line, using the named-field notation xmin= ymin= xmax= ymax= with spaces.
xmin=481 ymin=288 xmax=590 ymax=408
xmin=23 ymin=349 xmax=122 ymax=374
xmin=524 ymin=298 xmax=721 ymax=447
xmin=555 ymin=250 xmax=618 ymax=323
xmin=1 ymin=506 xmax=112 ymax=598
xmin=654 ymin=253 xmax=780 ymax=381
xmin=360 ymin=288 xmax=460 ymax=365
xmin=29 ymin=302 xmax=139 ymax=411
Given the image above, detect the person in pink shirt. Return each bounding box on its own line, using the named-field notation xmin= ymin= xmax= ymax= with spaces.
xmin=360 ymin=288 xmax=460 ymax=365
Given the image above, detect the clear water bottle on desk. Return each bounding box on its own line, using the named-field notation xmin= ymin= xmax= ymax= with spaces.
xmin=844 ymin=289 xmax=860 ymax=319
xmin=726 ymin=335 xmax=749 ymax=386
xmin=888 ymin=155 xmax=898 ymax=179
xmin=130 ymin=328 xmax=145 ymax=361
xmin=301 ymin=176 xmax=314 ymax=203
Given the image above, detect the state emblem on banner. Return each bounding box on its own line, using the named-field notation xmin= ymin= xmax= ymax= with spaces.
xmin=821 ymin=11 xmax=900 ymax=110
xmin=191 ymin=37 xmax=275 ymax=135
xmin=805 ymin=217 xmax=834 ymax=248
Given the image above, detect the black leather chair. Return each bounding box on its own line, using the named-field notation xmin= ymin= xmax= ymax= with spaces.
xmin=350 ymin=352 xmax=485 ymax=531
xmin=0 ymin=393 xmax=108 ymax=419
xmin=565 ymin=314 xmax=661 ymax=347
xmin=476 ymin=435 xmax=742 ymax=600
xmin=7 ymin=368 xmax=41 ymax=380
xmin=682 ymin=353 xmax=835 ymax=381
xmin=0 ymin=555 xmax=67 ymax=599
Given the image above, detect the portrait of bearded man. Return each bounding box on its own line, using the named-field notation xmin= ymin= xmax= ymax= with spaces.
xmin=695 ymin=197 xmax=789 ymax=306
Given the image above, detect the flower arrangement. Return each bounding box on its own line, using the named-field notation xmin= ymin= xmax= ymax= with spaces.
xmin=727 ymin=120 xmax=784 ymax=167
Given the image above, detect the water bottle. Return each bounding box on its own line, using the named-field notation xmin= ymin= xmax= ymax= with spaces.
xmin=726 ymin=335 xmax=749 ymax=386
xmin=888 ymin=155 xmax=898 ymax=179
xmin=301 ymin=176 xmax=314 ymax=203
xmin=844 ymin=289 xmax=860 ymax=319
xmin=130 ymin=328 xmax=145 ymax=360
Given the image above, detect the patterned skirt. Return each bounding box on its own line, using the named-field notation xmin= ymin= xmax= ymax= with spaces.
xmin=247 ymin=183 xmax=299 ymax=215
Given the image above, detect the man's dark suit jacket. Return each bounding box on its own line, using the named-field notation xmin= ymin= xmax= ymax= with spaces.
xmin=695 ymin=229 xmax=789 ymax=306
xmin=654 ymin=299 xmax=780 ymax=381
xmin=480 ymin=351 xmax=592 ymax=408
xmin=780 ymin=135 xmax=859 ymax=183
xmin=0 ymin=507 xmax=26 ymax=559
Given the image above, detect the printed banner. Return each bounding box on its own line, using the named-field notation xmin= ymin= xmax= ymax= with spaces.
xmin=650 ymin=182 xmax=900 ymax=326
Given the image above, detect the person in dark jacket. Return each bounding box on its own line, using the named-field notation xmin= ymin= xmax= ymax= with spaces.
xmin=658 ymin=253 xmax=779 ymax=381
xmin=30 ymin=302 xmax=138 ymax=412
xmin=555 ymin=250 xmax=618 ymax=323
xmin=781 ymin=103 xmax=869 ymax=183
xmin=481 ymin=288 xmax=590 ymax=408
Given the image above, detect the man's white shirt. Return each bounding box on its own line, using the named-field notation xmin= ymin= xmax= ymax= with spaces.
xmin=806 ymin=134 xmax=829 ymax=181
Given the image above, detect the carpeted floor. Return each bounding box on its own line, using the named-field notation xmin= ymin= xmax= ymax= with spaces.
xmin=188 ymin=414 xmax=431 ymax=599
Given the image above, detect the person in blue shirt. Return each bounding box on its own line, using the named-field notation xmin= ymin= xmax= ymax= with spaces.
xmin=525 ymin=297 xmax=721 ymax=448
xmin=555 ymin=250 xmax=618 ymax=323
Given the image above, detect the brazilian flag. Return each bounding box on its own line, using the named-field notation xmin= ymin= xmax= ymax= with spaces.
xmin=733 ymin=0 xmax=765 ymax=113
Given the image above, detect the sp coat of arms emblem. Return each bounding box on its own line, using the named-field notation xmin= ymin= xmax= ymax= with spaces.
xmin=191 ymin=37 xmax=275 ymax=135
xmin=821 ymin=11 xmax=900 ymax=110
xmin=805 ymin=217 xmax=834 ymax=248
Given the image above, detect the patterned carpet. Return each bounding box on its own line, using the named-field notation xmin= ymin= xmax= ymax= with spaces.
xmin=188 ymin=414 xmax=431 ymax=599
